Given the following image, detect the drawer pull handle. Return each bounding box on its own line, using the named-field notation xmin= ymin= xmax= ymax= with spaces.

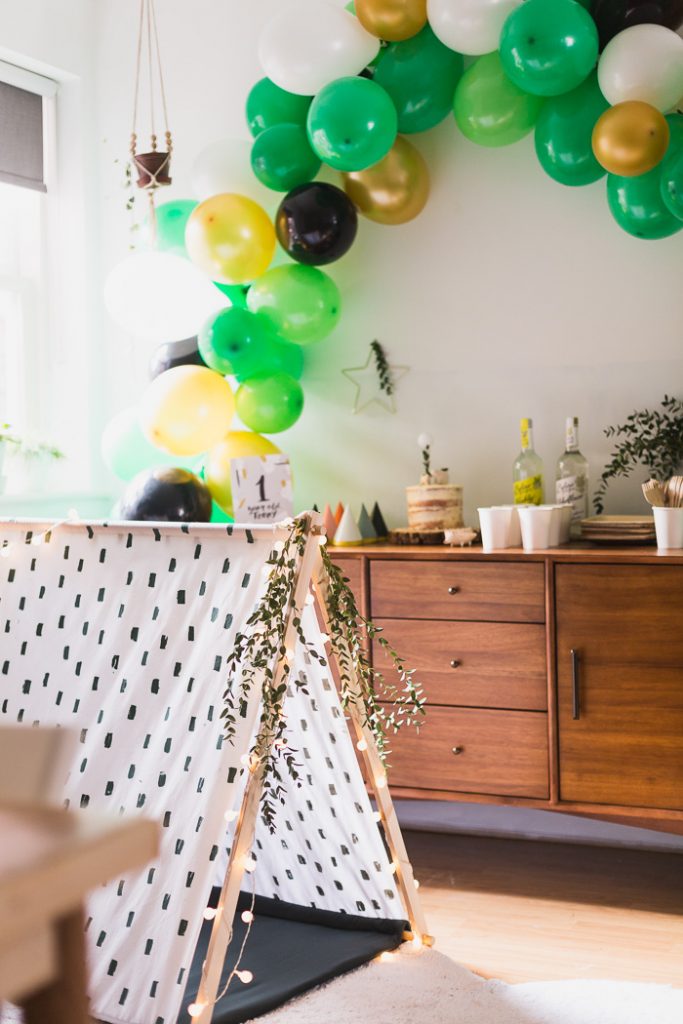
xmin=451 ymin=746 xmax=464 ymax=756
xmin=448 ymin=586 xmax=460 ymax=595
xmin=450 ymin=659 xmax=461 ymax=669
xmin=571 ymin=648 xmax=581 ymax=721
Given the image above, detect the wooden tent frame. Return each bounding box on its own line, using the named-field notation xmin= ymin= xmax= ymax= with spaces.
xmin=194 ymin=512 xmax=430 ymax=1023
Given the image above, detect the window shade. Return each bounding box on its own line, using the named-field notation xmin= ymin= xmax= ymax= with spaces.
xmin=0 ymin=81 xmax=46 ymax=192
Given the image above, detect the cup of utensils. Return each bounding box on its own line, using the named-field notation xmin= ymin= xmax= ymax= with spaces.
xmin=642 ymin=476 xmax=683 ymax=550
xmin=478 ymin=504 xmax=571 ymax=552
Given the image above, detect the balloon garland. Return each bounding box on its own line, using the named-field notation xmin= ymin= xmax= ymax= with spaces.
xmin=103 ymin=0 xmax=683 ymax=522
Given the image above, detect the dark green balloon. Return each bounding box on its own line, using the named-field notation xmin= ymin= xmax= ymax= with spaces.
xmin=534 ymin=72 xmax=609 ymax=187
xmin=246 ymin=77 xmax=312 ymax=138
xmin=372 ymin=26 xmax=464 ymax=135
xmin=236 ymin=372 xmax=304 ymax=434
xmin=607 ymin=168 xmax=683 ymax=240
xmin=500 ymin=0 xmax=599 ymax=98
xmin=199 ymin=306 xmax=304 ymax=381
xmin=454 ymin=52 xmax=544 ymax=148
xmin=214 ymin=282 xmax=249 ymax=308
xmin=251 ymin=123 xmax=321 ymax=192
xmin=307 ymin=77 xmax=397 ymax=172
xmin=659 ymin=114 xmax=683 ymax=220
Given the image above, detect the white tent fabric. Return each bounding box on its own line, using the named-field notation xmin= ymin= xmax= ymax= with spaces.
xmin=0 ymin=521 xmax=401 ymax=1024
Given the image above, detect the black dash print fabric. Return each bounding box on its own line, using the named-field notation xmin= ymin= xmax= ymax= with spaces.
xmin=0 ymin=522 xmax=401 ymax=1024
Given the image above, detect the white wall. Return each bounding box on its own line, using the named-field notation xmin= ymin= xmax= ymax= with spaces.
xmin=94 ymin=0 xmax=683 ymax=525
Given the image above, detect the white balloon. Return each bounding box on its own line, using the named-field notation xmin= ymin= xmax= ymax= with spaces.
xmin=191 ymin=138 xmax=272 ymax=205
xmin=427 ymin=0 xmax=522 ymax=57
xmin=104 ymin=252 xmax=227 ymax=343
xmin=598 ymin=24 xmax=683 ymax=112
xmin=258 ymin=0 xmax=380 ymax=95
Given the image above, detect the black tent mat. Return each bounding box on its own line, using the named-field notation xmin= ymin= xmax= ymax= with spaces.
xmin=180 ymin=889 xmax=408 ymax=1023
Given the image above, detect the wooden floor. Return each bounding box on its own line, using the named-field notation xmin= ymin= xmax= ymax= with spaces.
xmin=405 ymin=830 xmax=683 ymax=987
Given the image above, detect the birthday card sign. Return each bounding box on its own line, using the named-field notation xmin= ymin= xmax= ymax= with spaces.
xmin=231 ymin=454 xmax=293 ymax=524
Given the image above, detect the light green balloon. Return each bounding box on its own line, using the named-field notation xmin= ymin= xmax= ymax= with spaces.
xmin=247 ymin=265 xmax=341 ymax=345
xmin=151 ymin=200 xmax=198 ymax=255
xmin=101 ymin=407 xmax=200 ymax=481
xmin=236 ymin=373 xmax=304 ymax=434
xmin=607 ymin=169 xmax=683 ymax=240
xmin=454 ymin=52 xmax=544 ymax=148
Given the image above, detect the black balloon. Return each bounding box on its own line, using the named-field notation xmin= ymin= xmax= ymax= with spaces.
xmin=149 ymin=336 xmax=206 ymax=379
xmin=275 ymin=182 xmax=358 ymax=266
xmin=119 ymin=468 xmax=212 ymax=523
xmin=591 ymin=1 xmax=683 ymax=48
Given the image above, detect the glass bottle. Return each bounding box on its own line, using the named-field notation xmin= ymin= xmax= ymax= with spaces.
xmin=513 ymin=417 xmax=544 ymax=505
xmin=556 ymin=416 xmax=589 ymax=534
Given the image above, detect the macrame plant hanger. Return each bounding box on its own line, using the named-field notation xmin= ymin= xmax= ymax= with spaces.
xmin=130 ymin=0 xmax=172 ymax=240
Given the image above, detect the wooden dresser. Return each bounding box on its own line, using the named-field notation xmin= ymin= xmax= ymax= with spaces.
xmin=331 ymin=545 xmax=683 ymax=835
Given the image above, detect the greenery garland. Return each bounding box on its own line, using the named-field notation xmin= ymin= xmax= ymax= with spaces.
xmin=222 ymin=516 xmax=425 ymax=829
xmin=370 ymin=340 xmax=394 ymax=396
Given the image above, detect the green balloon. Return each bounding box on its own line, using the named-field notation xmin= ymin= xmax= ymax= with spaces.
xmin=247 ymin=265 xmax=341 ymax=345
xmin=210 ymin=500 xmax=233 ymax=523
xmin=246 ymin=77 xmax=312 ymax=138
xmin=454 ymin=52 xmax=544 ymax=148
xmin=534 ymin=72 xmax=609 ymax=187
xmin=660 ymin=115 xmax=683 ymax=221
xmin=372 ymin=26 xmax=464 ymax=135
xmin=148 ymin=200 xmax=197 ymax=255
xmin=500 ymin=0 xmax=599 ymax=98
xmin=198 ymin=306 xmax=303 ymax=382
xmin=251 ymin=123 xmax=321 ymax=192
xmin=607 ymin=169 xmax=683 ymax=240
xmin=307 ymin=76 xmax=397 ymax=172
xmin=236 ymin=372 xmax=304 ymax=434
xmin=214 ymin=281 xmax=249 ymax=307
xmin=101 ymin=408 xmax=199 ymax=481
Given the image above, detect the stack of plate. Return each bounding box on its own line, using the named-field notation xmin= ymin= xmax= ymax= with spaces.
xmin=580 ymin=515 xmax=656 ymax=544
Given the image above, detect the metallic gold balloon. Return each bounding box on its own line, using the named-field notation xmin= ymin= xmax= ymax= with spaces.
xmin=592 ymin=101 xmax=670 ymax=178
xmin=342 ymin=135 xmax=430 ymax=225
xmin=356 ymin=0 xmax=427 ymax=42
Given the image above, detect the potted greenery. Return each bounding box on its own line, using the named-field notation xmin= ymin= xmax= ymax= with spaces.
xmin=0 ymin=424 xmax=65 ymax=495
xmin=594 ymin=395 xmax=683 ymax=514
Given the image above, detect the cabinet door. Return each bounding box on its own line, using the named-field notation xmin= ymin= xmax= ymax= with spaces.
xmin=556 ymin=564 xmax=683 ymax=810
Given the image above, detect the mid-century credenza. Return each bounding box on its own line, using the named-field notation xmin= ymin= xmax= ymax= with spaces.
xmin=331 ymin=545 xmax=683 ymax=836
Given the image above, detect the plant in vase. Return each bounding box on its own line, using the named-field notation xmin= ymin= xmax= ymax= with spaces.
xmin=0 ymin=425 xmax=65 ymax=495
xmin=594 ymin=395 xmax=683 ymax=514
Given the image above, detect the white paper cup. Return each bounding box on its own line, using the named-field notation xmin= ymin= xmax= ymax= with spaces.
xmin=478 ymin=507 xmax=514 ymax=552
xmin=492 ymin=505 xmax=522 ymax=547
xmin=518 ymin=506 xmax=555 ymax=551
xmin=539 ymin=505 xmax=564 ymax=546
xmin=653 ymin=507 xmax=683 ymax=550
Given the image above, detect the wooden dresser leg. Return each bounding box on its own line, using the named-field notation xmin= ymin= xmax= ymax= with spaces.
xmin=22 ymin=905 xmax=91 ymax=1024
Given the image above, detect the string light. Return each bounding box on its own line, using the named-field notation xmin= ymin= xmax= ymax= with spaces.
xmin=241 ymin=910 xmax=254 ymax=924
xmin=317 ymin=534 xmax=327 ymax=546
xmin=390 ymin=861 xmax=398 ymax=874
xmin=375 ymin=775 xmax=387 ymax=789
xmin=243 ymin=855 xmax=257 ymax=873
xmin=411 ymin=933 xmax=423 ymax=950
xmin=304 ymin=592 xmax=315 ymax=605
xmin=378 ymin=951 xmax=395 ymax=964
xmin=224 ymin=809 xmax=238 ymax=823
xmin=356 ymin=739 xmax=368 ymax=752
xmin=187 ymin=1002 xmax=206 ymax=1018
xmin=413 ymin=879 xmax=420 ymax=890
xmin=203 ymin=907 xmax=217 ymax=921
xmin=236 ymin=969 xmax=253 ymax=984
xmin=372 ymin=811 xmax=382 ymax=823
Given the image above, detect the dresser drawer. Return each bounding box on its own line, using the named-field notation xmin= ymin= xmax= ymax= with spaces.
xmin=373 ymin=619 xmax=547 ymax=711
xmin=370 ymin=561 xmax=545 ymax=623
xmin=385 ymin=707 xmax=549 ymax=799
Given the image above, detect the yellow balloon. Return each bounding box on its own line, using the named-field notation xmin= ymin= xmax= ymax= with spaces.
xmin=356 ymin=0 xmax=427 ymax=41
xmin=204 ymin=430 xmax=281 ymax=516
xmin=185 ymin=193 xmax=276 ymax=285
xmin=139 ymin=366 xmax=235 ymax=456
xmin=342 ymin=135 xmax=430 ymax=225
xmin=592 ymin=101 xmax=670 ymax=178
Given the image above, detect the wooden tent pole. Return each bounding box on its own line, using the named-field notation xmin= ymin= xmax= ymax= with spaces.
xmin=194 ymin=514 xmax=324 ymax=1023
xmin=311 ymin=551 xmax=431 ymax=944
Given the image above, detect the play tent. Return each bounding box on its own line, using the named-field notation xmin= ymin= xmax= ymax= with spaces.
xmin=0 ymin=514 xmax=427 ymax=1024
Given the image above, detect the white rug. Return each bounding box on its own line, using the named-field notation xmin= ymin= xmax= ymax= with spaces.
xmin=246 ymin=946 xmax=683 ymax=1024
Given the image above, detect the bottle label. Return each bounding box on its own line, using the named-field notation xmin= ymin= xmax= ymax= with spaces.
xmin=514 ymin=475 xmax=543 ymax=505
xmin=556 ymin=474 xmax=587 ymax=521
xmin=565 ymin=419 xmax=578 ymax=452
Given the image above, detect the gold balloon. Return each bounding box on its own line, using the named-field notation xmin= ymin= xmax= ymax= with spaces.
xmin=139 ymin=366 xmax=235 ymax=456
xmin=185 ymin=193 xmax=276 ymax=285
xmin=356 ymin=0 xmax=427 ymax=41
xmin=342 ymin=135 xmax=430 ymax=225
xmin=204 ymin=430 xmax=281 ymax=516
xmin=592 ymin=101 xmax=670 ymax=178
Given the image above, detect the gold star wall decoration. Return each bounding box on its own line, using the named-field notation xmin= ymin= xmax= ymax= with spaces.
xmin=342 ymin=341 xmax=409 ymax=414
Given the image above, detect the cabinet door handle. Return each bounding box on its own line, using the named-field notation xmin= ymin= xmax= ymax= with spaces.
xmin=448 ymin=586 xmax=460 ymax=595
xmin=571 ymin=648 xmax=581 ymax=720
xmin=451 ymin=746 xmax=464 ymax=756
xmin=450 ymin=659 xmax=461 ymax=669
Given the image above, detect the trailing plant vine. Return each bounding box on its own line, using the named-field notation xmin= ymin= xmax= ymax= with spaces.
xmin=222 ymin=516 xmax=425 ymax=830
xmin=594 ymin=395 xmax=683 ymax=514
